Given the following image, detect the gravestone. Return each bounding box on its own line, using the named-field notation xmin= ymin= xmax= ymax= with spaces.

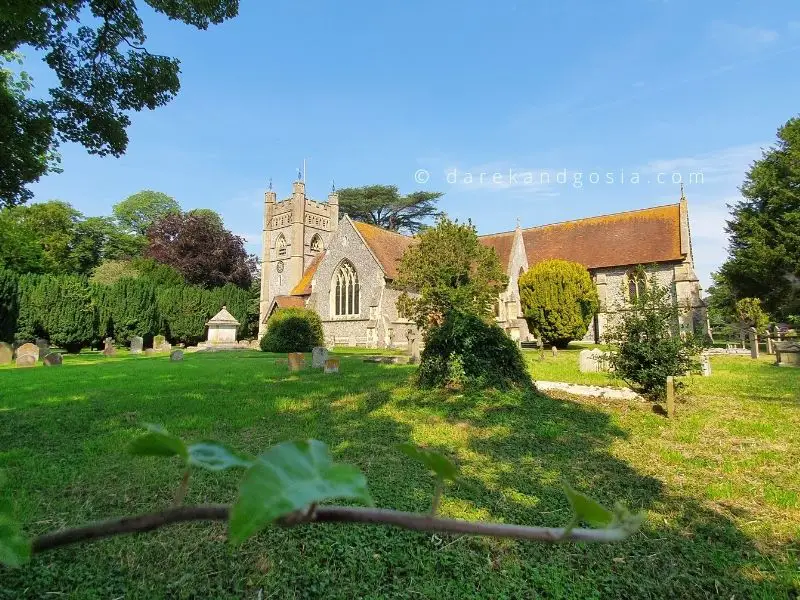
xmin=43 ymin=352 xmax=63 ymax=367
xmin=551 ymin=346 xmax=558 ymax=358
xmin=749 ymin=327 xmax=759 ymax=359
xmin=170 ymin=349 xmax=184 ymax=362
xmin=0 ymin=342 xmax=12 ymax=365
xmin=16 ymin=354 xmax=36 ymax=368
xmin=324 ymin=358 xmax=340 ymax=374
xmin=700 ymin=354 xmax=711 ymax=377
xmin=766 ymin=336 xmax=774 ymax=355
xmin=162 ymin=342 xmax=172 ymax=353
xmin=35 ymin=338 xmax=50 ymax=359
xmin=102 ymin=338 xmax=116 ymax=357
xmin=16 ymin=342 xmax=39 ymax=363
xmin=312 ymin=346 xmax=329 ymax=368
xmin=130 ymin=336 xmax=144 ymax=354
xmin=144 ymin=348 xmax=155 ymax=356
xmin=153 ymin=335 xmax=166 ymax=351
xmin=406 ymin=329 xmax=420 ymax=364
xmin=288 ymin=352 xmax=305 ymax=371
xmin=775 ymin=340 xmax=800 ymax=367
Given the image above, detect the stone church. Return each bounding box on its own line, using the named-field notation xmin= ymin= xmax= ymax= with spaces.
xmin=258 ymin=179 xmax=706 ymax=348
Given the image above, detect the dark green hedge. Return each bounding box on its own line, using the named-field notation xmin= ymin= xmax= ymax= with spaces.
xmin=260 ymin=308 xmax=324 ymax=353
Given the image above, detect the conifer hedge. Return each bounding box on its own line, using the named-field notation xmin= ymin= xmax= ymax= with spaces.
xmin=0 ymin=269 xmax=19 ymax=343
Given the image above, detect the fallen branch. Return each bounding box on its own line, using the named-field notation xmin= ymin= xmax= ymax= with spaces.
xmin=32 ymin=504 xmax=629 ymax=554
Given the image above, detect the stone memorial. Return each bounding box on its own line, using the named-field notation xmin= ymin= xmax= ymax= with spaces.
xmin=552 ymin=346 xmax=558 ymax=357
xmin=700 ymin=354 xmax=711 ymax=377
xmin=162 ymin=342 xmax=172 ymax=353
xmin=0 ymin=342 xmax=12 ymax=365
xmin=579 ymin=349 xmax=611 ymax=373
xmin=16 ymin=342 xmax=39 ymax=363
xmin=749 ymin=328 xmax=759 ymax=359
xmin=130 ymin=336 xmax=144 ymax=354
xmin=144 ymin=348 xmax=155 ymax=356
xmin=36 ymin=338 xmax=50 ymax=358
xmin=312 ymin=346 xmax=329 ymax=368
xmin=766 ymin=336 xmax=774 ymax=355
xmin=288 ymin=352 xmax=305 ymax=371
xmin=324 ymin=358 xmax=340 ymax=374
xmin=16 ymin=354 xmax=36 ymax=368
xmin=102 ymin=337 xmax=116 ymax=356
xmin=170 ymin=349 xmax=184 ymax=362
xmin=203 ymin=306 xmax=240 ymax=348
xmin=406 ymin=329 xmax=420 ymax=364
xmin=153 ymin=335 xmax=166 ymax=351
xmin=775 ymin=340 xmax=800 ymax=368
xmin=43 ymin=353 xmax=63 ymax=367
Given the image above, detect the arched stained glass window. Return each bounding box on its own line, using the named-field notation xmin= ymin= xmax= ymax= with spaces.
xmin=332 ymin=260 xmax=359 ymax=316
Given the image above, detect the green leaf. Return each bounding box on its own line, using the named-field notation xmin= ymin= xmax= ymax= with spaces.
xmin=398 ymin=443 xmax=458 ymax=481
xmin=188 ymin=442 xmax=253 ymax=472
xmin=128 ymin=424 xmax=187 ymax=460
xmin=562 ymin=482 xmax=614 ymax=528
xmin=229 ymin=440 xmax=372 ymax=545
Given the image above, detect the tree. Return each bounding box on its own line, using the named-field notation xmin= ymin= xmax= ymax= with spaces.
xmin=519 ymin=259 xmax=599 ymax=348
xmin=8 ymin=200 xmax=82 ymax=273
xmin=0 ymin=2 xmax=238 ymax=205
xmin=735 ymin=297 xmax=770 ymax=334
xmin=395 ymin=217 xmax=507 ymax=328
xmin=0 ymin=210 xmax=46 ymax=273
xmin=113 ymin=190 xmax=181 ymax=235
xmin=187 ymin=208 xmax=224 ymax=230
xmin=718 ymin=116 xmax=800 ymax=319
xmin=0 ymin=53 xmax=58 ymax=208
xmin=146 ymin=212 xmax=256 ymax=289
xmin=0 ymin=268 xmax=19 ymax=342
xmin=606 ymin=274 xmax=703 ymax=401
xmin=338 ymin=185 xmax=444 ymax=234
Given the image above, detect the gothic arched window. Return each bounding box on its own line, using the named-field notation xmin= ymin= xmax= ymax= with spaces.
xmin=627 ymin=270 xmax=646 ymax=302
xmin=332 ymin=260 xmax=359 ymax=316
xmin=310 ymin=234 xmax=323 ymax=254
xmin=276 ymin=234 xmax=287 ymax=257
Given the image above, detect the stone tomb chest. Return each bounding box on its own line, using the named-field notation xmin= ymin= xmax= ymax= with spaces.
xmin=205 ymin=306 xmax=240 ymax=346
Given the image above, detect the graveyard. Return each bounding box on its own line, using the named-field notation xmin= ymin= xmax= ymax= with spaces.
xmin=0 ymin=348 xmax=797 ymax=598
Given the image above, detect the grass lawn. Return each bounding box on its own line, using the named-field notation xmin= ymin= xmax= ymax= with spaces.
xmin=0 ymin=350 xmax=798 ymax=598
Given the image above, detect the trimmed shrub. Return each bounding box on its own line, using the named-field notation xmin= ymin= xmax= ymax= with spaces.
xmin=0 ymin=268 xmax=19 ymax=343
xmin=418 ymin=311 xmax=531 ymax=390
xmin=519 ymin=259 xmax=598 ymax=348
xmin=260 ymin=308 xmax=324 ymax=353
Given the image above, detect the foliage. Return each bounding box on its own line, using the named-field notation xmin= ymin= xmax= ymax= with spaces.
xmin=519 ymin=259 xmax=599 ymax=348
xmin=0 ymin=269 xmax=19 ymax=343
xmin=418 ymin=311 xmax=531 ymax=390
xmin=113 ymin=190 xmax=181 ymax=235
xmin=260 ymin=308 xmax=324 ymax=353
xmin=0 ymin=2 xmax=238 ymax=204
xmin=146 ymin=212 xmax=256 ymax=289
xmin=605 ymin=274 xmax=703 ymax=400
xmin=15 ymin=273 xmax=94 ymax=352
xmin=94 ymin=278 xmax=159 ymax=345
xmin=90 ymin=257 xmax=184 ymax=287
xmin=338 ymin=184 xmax=444 ymax=234
xmin=396 ymin=217 xmax=507 ymax=328
xmin=0 ymin=52 xmax=58 ymax=208
xmin=186 ymin=208 xmax=224 ymax=230
xmin=734 ymin=297 xmax=770 ymax=332
xmin=0 ymin=210 xmax=46 ymax=273
xmin=89 ymin=259 xmax=142 ymax=286
xmin=7 ymin=200 xmax=82 ymax=273
xmin=717 ymin=116 xmax=800 ymax=319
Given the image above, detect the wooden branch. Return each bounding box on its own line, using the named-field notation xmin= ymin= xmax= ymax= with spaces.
xmin=32 ymin=504 xmax=629 ymax=554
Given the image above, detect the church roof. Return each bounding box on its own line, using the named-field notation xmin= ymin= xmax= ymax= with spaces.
xmin=478 ymin=231 xmax=515 ymax=271
xmin=353 ymin=221 xmax=417 ymax=279
xmin=521 ymin=203 xmax=683 ymax=269
xmin=274 ymin=295 xmax=306 ymax=309
xmin=206 ymin=306 xmax=240 ymax=326
xmin=290 ymin=251 xmax=326 ymax=296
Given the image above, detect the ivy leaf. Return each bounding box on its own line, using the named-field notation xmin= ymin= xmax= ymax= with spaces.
xmin=128 ymin=424 xmax=187 ymax=461
xmin=398 ymin=443 xmax=458 ymax=481
xmin=188 ymin=442 xmax=253 ymax=472
xmin=562 ymin=482 xmax=614 ymax=528
xmin=229 ymin=440 xmax=372 ymax=545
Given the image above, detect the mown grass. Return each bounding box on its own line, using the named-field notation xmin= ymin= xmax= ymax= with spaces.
xmin=0 ymin=350 xmax=798 ymax=599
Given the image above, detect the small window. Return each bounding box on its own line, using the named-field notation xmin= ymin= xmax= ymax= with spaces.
xmin=276 ymin=234 xmax=287 ymax=257
xmin=310 ymin=234 xmax=323 ymax=254
xmin=332 ymin=260 xmax=359 ymax=316
xmin=628 ymin=270 xmax=646 ymax=302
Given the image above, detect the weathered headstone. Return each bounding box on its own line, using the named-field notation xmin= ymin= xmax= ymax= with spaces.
xmin=144 ymin=348 xmax=155 ymax=356
xmin=749 ymin=327 xmax=759 ymax=359
xmin=16 ymin=342 xmax=39 ymax=363
xmin=407 ymin=329 xmax=420 ymax=364
xmin=579 ymin=349 xmax=611 ymax=373
xmin=700 ymin=354 xmax=711 ymax=377
xmin=765 ymin=336 xmax=774 ymax=355
xmin=162 ymin=342 xmax=172 ymax=354
xmin=324 ymin=358 xmax=340 ymax=374
xmin=43 ymin=352 xmax=63 ymax=367
xmin=16 ymin=354 xmax=36 ymax=368
xmin=551 ymin=346 xmax=558 ymax=357
xmin=102 ymin=337 xmax=116 ymax=357
xmin=130 ymin=336 xmax=144 ymax=354
xmin=0 ymin=342 xmax=12 ymax=365
xmin=775 ymin=340 xmax=800 ymax=367
xmin=35 ymin=338 xmax=50 ymax=359
xmin=170 ymin=349 xmax=184 ymax=362
xmin=153 ymin=335 xmax=166 ymax=351
xmin=312 ymin=346 xmax=329 ymax=368
xmin=288 ymin=352 xmax=305 ymax=371
xmin=666 ymin=376 xmax=675 ymax=418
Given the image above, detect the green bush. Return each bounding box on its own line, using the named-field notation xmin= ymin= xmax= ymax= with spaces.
xmin=260 ymin=308 xmax=324 ymax=353
xmin=519 ymin=259 xmax=598 ymax=348
xmin=418 ymin=311 xmax=531 ymax=390
xmin=0 ymin=268 xmax=19 ymax=343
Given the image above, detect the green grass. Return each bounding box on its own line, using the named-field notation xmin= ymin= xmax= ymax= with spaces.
xmin=524 ymin=345 xmax=619 ymax=386
xmin=0 ymin=350 xmax=798 ymax=598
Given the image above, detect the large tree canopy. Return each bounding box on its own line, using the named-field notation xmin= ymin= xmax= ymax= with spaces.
xmin=145 ymin=212 xmax=256 ymax=289
xmin=0 ymin=1 xmax=239 ymax=206
xmin=337 ymin=185 xmax=443 ymax=234
xmin=717 ymin=116 xmax=800 ymax=319
xmin=113 ymin=190 xmax=181 ymax=234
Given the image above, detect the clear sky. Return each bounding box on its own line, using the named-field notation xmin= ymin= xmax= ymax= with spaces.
xmin=21 ymin=0 xmax=800 ymax=289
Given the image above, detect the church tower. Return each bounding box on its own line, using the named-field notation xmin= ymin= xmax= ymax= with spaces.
xmin=258 ymin=178 xmax=339 ymax=337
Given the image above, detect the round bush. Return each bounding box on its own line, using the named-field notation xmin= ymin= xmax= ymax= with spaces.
xmin=418 ymin=311 xmax=531 ymax=390
xmin=260 ymin=308 xmax=324 ymax=353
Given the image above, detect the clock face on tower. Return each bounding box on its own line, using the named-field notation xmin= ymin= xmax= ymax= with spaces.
xmin=276 ymin=260 xmax=284 ymax=273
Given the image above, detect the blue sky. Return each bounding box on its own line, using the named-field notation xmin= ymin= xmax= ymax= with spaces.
xmin=22 ymin=0 xmax=800 ymax=289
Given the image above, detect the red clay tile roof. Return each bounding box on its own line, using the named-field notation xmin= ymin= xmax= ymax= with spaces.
xmin=521 ymin=204 xmax=683 ymax=270
xmin=290 ymin=251 xmax=326 ymax=296
xmin=274 ymin=295 xmax=306 ymax=309
xmin=479 ymin=232 xmax=515 ymax=272
xmin=353 ymin=221 xmax=417 ymax=279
